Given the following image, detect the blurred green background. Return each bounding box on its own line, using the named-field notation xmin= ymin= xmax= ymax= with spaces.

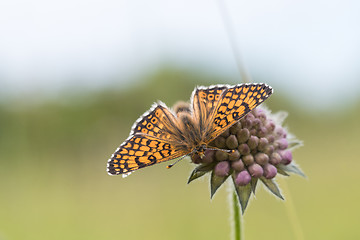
xmin=1 ymin=68 xmax=359 ymax=240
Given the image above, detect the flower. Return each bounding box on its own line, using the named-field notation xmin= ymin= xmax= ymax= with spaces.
xmin=175 ymin=102 xmax=305 ymax=213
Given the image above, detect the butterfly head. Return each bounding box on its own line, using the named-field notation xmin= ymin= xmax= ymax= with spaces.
xmin=194 ymin=144 xmax=207 ymax=159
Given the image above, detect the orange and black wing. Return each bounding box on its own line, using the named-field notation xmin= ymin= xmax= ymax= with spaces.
xmin=107 ymin=134 xmax=189 ymax=175
xmin=206 ymin=83 xmax=273 ymax=141
xmin=107 ymin=103 xmax=188 ymax=175
xmin=192 ymin=85 xmax=228 ymax=132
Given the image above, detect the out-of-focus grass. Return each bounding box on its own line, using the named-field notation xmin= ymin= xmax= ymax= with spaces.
xmin=0 ymin=69 xmax=359 ymax=239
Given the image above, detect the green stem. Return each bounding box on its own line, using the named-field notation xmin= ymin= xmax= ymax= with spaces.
xmin=232 ymin=191 xmax=242 ymax=240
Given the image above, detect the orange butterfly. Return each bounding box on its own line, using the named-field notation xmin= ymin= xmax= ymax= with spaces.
xmin=107 ymin=83 xmax=273 ymax=176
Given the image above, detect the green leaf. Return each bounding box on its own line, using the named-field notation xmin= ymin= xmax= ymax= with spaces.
xmin=260 ymin=177 xmax=284 ymax=200
xmin=210 ymin=171 xmax=230 ymax=198
xmin=250 ymin=177 xmax=258 ymax=194
xmin=276 ymin=166 xmax=290 ymax=176
xmin=232 ymin=174 xmax=252 ymax=214
xmin=278 ymin=163 xmax=306 ymax=178
xmin=187 ymin=163 xmax=215 ymax=184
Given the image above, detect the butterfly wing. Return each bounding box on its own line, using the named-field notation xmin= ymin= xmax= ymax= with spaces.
xmin=107 ymin=134 xmax=189 ymax=175
xmin=192 ymin=85 xmax=228 ymax=132
xmin=205 ymin=83 xmax=273 ymax=141
xmin=108 ymin=103 xmax=188 ymax=175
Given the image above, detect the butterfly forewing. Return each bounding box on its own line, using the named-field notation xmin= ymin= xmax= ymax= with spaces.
xmin=108 ymin=103 xmax=189 ymax=175
xmin=108 ymin=134 xmax=189 ymax=175
xmin=207 ymin=83 xmax=273 ymax=140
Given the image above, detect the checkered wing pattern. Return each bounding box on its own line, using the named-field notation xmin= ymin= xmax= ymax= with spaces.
xmin=192 ymin=85 xmax=228 ymax=132
xmin=108 ymin=134 xmax=188 ymax=175
xmin=207 ymin=83 xmax=273 ymax=140
xmin=108 ymin=103 xmax=189 ymax=175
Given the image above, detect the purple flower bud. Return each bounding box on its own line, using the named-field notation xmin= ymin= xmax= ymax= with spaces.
xmin=257 ymin=137 xmax=269 ymax=152
xmin=269 ymin=152 xmax=282 ymax=165
xmin=267 ymin=135 xmax=275 ymax=143
xmin=257 ymin=127 xmax=268 ymax=138
xmin=214 ymin=136 xmax=226 ymax=149
xmin=279 ymin=150 xmax=292 ymax=165
xmin=242 ymin=154 xmax=254 ymax=166
xmin=236 ymin=128 xmax=250 ymax=143
xmin=226 ymin=135 xmax=238 ymax=150
xmin=238 ymin=143 xmax=250 ymax=155
xmin=215 ymin=150 xmax=229 ymax=161
xmin=202 ymin=149 xmax=215 ymax=163
xmin=265 ymin=121 xmax=276 ymax=132
xmin=253 ymin=118 xmax=262 ymax=128
xmin=250 ymin=129 xmax=257 ymax=136
xmin=245 ymin=113 xmax=255 ymax=121
xmin=230 ymin=122 xmax=241 ymax=135
xmin=264 ymin=145 xmax=274 ymax=155
xmin=231 ymin=160 xmax=245 ymax=171
xmin=229 ymin=150 xmax=241 ymax=161
xmin=214 ymin=161 xmax=230 ymax=177
xmin=247 ymin=136 xmax=259 ymax=150
xmin=248 ymin=163 xmax=264 ymax=178
xmin=235 ymin=170 xmax=252 ymax=186
xmin=275 ymin=126 xmax=287 ymax=138
xmin=276 ymin=138 xmax=288 ymax=150
xmin=191 ymin=153 xmax=201 ymax=164
xmin=242 ymin=119 xmax=253 ymax=129
xmin=255 ymin=153 xmax=269 ymax=165
xmin=221 ymin=128 xmax=230 ymax=138
xmin=263 ymin=164 xmax=277 ymax=179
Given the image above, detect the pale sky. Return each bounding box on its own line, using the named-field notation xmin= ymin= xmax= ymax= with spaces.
xmin=1 ymin=0 xmax=359 ymax=108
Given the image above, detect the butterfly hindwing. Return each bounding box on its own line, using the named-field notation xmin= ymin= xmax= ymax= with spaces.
xmin=192 ymin=85 xmax=228 ymax=132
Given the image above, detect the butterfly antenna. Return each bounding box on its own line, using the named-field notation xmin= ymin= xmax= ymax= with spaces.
xmin=167 ymin=152 xmax=193 ymax=169
xmin=206 ymin=147 xmax=234 ymax=154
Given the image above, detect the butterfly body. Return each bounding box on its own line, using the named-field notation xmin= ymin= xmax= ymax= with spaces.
xmin=107 ymin=83 xmax=273 ymax=176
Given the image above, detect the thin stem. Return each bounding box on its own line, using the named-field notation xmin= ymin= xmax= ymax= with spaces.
xmin=279 ymin=179 xmax=305 ymax=240
xmin=232 ymin=191 xmax=242 ymax=240
xmin=216 ymin=0 xmax=251 ymax=83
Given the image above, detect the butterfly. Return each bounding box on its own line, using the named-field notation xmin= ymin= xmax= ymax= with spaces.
xmin=107 ymin=83 xmax=273 ymax=176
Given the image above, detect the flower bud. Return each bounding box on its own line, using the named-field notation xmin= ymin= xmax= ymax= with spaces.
xmin=242 ymin=119 xmax=253 ymax=129
xmin=265 ymin=121 xmax=276 ymax=132
xmin=231 ymin=160 xmax=245 ymax=171
xmin=267 ymin=135 xmax=275 ymax=143
xmin=214 ymin=136 xmax=226 ymax=149
xmin=229 ymin=122 xmax=241 ymax=135
xmin=235 ymin=170 xmax=251 ymax=186
xmin=257 ymin=126 xmax=267 ymax=138
xmin=214 ymin=161 xmax=230 ymax=177
xmin=257 ymin=137 xmax=269 ymax=152
xmin=264 ymin=145 xmax=274 ymax=155
xmin=247 ymin=136 xmax=259 ymax=150
xmin=226 ymin=135 xmax=238 ymax=150
xmin=236 ymin=128 xmax=250 ymax=143
xmin=221 ymin=128 xmax=230 ymax=138
xmin=202 ymin=149 xmax=215 ymax=163
xmin=228 ymin=150 xmax=241 ymax=161
xmin=238 ymin=143 xmax=250 ymax=155
xmin=215 ymin=150 xmax=228 ymax=161
xmin=263 ymin=164 xmax=277 ymax=179
xmin=191 ymin=154 xmax=201 ymax=164
xmin=255 ymin=153 xmax=269 ymax=165
xmin=279 ymin=150 xmax=292 ymax=165
xmin=242 ymin=154 xmax=254 ymax=166
xmin=253 ymin=118 xmax=262 ymax=128
xmin=276 ymin=138 xmax=288 ymax=150
xmin=248 ymin=163 xmax=264 ymax=178
xmin=269 ymin=152 xmax=282 ymax=165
